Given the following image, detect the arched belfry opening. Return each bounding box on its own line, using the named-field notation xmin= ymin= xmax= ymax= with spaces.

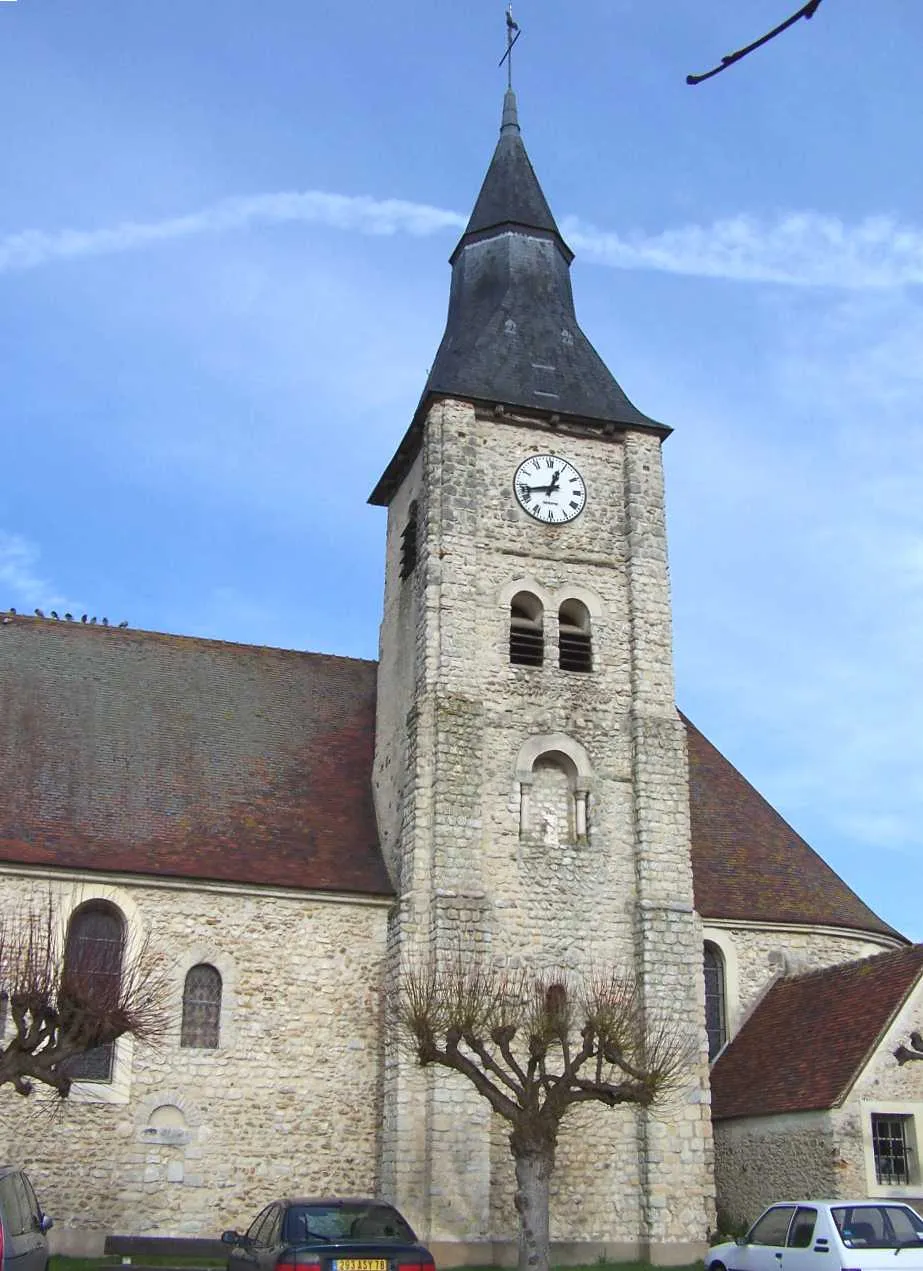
xmin=558 ymin=598 xmax=592 ymax=673
xmin=509 ymin=591 xmax=544 ymax=667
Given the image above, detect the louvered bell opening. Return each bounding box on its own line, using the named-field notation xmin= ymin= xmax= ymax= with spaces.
xmin=510 ymin=593 xmax=544 ymax=667
xmin=558 ymin=600 xmax=592 ymax=673
xmin=559 ymin=628 xmax=592 ymax=673
xmin=510 ymin=620 xmax=544 ymax=666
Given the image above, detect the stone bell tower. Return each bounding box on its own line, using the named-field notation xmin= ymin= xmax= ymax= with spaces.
xmin=370 ymin=88 xmax=713 ymax=1265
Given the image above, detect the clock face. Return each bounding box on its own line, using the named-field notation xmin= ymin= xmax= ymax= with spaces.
xmin=513 ymin=454 xmax=587 ymax=524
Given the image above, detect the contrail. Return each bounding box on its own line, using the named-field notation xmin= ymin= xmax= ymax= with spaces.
xmin=2 ymin=188 xmax=922 ymax=290
xmin=0 ymin=190 xmax=466 ymax=274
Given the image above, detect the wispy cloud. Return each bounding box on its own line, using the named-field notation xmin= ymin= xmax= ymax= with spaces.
xmin=0 ymin=192 xmax=466 ymax=274
xmin=5 ymin=191 xmax=923 ymax=290
xmin=564 ymin=212 xmax=923 ymax=288
xmin=0 ymin=532 xmax=78 ymax=613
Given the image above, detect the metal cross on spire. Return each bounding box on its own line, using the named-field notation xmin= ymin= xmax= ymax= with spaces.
xmin=498 ymin=3 xmax=521 ymax=89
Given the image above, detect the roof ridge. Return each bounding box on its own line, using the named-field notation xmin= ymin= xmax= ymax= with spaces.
xmin=1 ymin=613 xmax=377 ymax=666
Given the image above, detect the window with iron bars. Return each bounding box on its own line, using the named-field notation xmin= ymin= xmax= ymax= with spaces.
xmin=872 ymin=1114 xmax=913 ymax=1185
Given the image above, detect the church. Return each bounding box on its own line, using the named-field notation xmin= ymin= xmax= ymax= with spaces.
xmin=1 ymin=83 xmax=922 ymax=1265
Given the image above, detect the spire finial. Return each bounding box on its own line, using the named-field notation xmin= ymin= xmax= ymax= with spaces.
xmin=498 ymin=4 xmax=521 ymax=91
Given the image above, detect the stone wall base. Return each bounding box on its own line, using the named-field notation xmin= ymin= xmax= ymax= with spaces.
xmin=49 ymin=1229 xmax=107 ymax=1258
xmin=430 ymin=1239 xmax=707 ymax=1267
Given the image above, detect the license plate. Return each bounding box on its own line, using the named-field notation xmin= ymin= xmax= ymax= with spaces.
xmin=335 ymin=1262 xmax=387 ymax=1271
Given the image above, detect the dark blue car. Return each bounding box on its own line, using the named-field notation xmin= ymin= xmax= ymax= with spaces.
xmin=222 ymin=1198 xmax=435 ymax=1271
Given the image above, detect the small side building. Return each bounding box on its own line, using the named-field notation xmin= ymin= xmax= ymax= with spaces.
xmin=711 ymin=944 xmax=923 ymax=1229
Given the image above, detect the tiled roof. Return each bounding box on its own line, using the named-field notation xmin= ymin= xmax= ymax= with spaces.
xmin=0 ymin=617 xmax=390 ymax=897
xmin=684 ymin=714 xmax=901 ymax=940
xmin=0 ymin=617 xmax=903 ymax=938
xmin=711 ymin=944 xmax=923 ymax=1119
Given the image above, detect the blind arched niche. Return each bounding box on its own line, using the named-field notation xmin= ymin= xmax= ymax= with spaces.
xmin=515 ymin=733 xmax=593 ymax=844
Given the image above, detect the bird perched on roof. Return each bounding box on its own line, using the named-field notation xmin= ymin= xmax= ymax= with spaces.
xmin=51 ymin=610 xmax=59 ymax=619
xmin=81 ymin=615 xmax=87 ymax=623
xmin=118 ymin=621 xmax=129 ymax=628
xmin=35 ymin=608 xmax=44 ymax=618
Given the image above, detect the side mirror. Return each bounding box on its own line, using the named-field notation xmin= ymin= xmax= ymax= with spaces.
xmin=222 ymin=1231 xmax=242 ymax=1246
xmin=735 ymin=1237 xmax=748 ymax=1246
xmin=40 ymin=1216 xmax=54 ymax=1234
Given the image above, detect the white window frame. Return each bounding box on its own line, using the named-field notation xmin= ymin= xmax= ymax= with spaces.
xmin=700 ymin=926 xmax=740 ymax=1053
xmin=860 ymin=1100 xmax=923 ymax=1196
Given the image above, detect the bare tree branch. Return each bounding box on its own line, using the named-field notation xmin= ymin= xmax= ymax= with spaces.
xmin=0 ymin=895 xmax=171 ymax=1099
xmin=398 ymin=956 xmax=696 ymax=1271
xmin=687 ymin=0 xmax=825 ymax=86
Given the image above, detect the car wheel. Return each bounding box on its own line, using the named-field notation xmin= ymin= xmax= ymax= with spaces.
xmin=708 ymin=1262 xmax=727 ymax=1271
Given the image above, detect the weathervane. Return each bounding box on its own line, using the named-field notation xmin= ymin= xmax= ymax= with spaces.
xmin=498 ymin=3 xmax=521 ymax=90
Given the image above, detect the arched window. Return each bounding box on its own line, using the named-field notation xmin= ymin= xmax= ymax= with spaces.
xmin=558 ymin=599 xmax=592 ymax=673
xmin=63 ymin=902 xmax=125 ymax=1082
xmin=509 ymin=592 xmax=544 ymax=667
xmin=704 ymin=942 xmax=727 ymax=1060
xmin=181 ymin=964 xmax=222 ymax=1049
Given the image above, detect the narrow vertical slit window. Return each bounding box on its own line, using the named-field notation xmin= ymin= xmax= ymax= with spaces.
xmin=558 ymin=599 xmax=592 ymax=672
xmin=510 ymin=593 xmax=544 ymax=667
xmin=400 ymin=501 xmax=418 ymax=580
xmin=704 ymin=942 xmax=727 ymax=1060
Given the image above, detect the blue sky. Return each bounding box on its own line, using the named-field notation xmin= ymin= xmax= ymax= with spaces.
xmin=2 ymin=1 xmax=922 ymax=940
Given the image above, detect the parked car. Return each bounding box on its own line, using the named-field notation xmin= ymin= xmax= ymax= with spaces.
xmin=0 ymin=1168 xmax=52 ymax=1271
xmin=707 ymin=1201 xmax=923 ymax=1271
xmin=222 ymin=1197 xmax=435 ymax=1271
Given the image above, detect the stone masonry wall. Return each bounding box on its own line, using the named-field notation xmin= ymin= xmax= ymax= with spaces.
xmin=374 ymin=398 xmax=713 ymax=1257
xmin=730 ymin=928 xmax=895 ymax=1020
xmin=0 ymin=870 xmax=388 ymax=1254
xmin=714 ymin=1112 xmax=838 ymax=1231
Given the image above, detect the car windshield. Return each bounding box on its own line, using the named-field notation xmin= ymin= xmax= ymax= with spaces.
xmin=284 ymin=1204 xmax=416 ymax=1245
xmin=832 ymin=1205 xmax=923 ymax=1249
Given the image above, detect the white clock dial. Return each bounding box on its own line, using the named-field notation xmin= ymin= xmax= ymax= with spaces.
xmin=513 ymin=454 xmax=587 ymax=524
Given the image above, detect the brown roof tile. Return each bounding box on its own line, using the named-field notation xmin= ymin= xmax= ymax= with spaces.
xmin=0 ymin=618 xmax=902 ymax=933
xmin=684 ymin=714 xmax=901 ymax=940
xmin=711 ymin=944 xmax=923 ymax=1120
xmin=0 ymin=617 xmax=391 ymax=897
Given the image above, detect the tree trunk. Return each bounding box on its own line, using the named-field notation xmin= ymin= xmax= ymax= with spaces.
xmin=513 ymin=1147 xmax=553 ymax=1271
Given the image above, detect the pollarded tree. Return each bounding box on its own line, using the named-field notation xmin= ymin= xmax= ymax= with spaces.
xmin=0 ymin=897 xmax=169 ymax=1098
xmin=399 ymin=959 xmax=695 ymax=1271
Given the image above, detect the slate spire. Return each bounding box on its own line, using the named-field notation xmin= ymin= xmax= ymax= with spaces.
xmin=460 ymin=89 xmax=562 ymax=244
xmin=369 ymin=89 xmax=664 ymax=505
xmin=422 ymin=89 xmax=664 ymax=433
